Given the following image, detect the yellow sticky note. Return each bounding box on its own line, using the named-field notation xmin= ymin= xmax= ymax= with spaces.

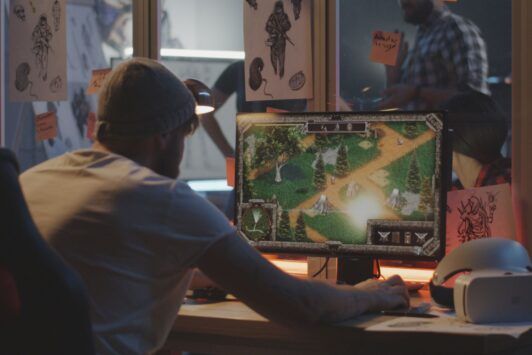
xmin=86 ymin=112 xmax=97 ymax=140
xmin=87 ymin=68 xmax=112 ymax=95
xmin=369 ymin=31 xmax=402 ymax=66
xmin=35 ymin=112 xmax=57 ymax=141
xmin=226 ymin=157 xmax=235 ymax=187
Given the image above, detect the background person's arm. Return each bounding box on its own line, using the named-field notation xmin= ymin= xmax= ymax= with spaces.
xmin=201 ymin=88 xmax=235 ymax=158
xmin=197 ymin=233 xmax=409 ymax=326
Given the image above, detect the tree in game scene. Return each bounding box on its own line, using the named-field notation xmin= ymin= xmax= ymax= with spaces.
xmin=242 ymin=160 xmax=254 ymax=201
xmin=254 ymin=126 xmax=303 ymax=183
xmin=335 ymin=144 xmax=349 ymax=177
xmin=405 ymin=122 xmax=418 ymax=139
xmin=405 ymin=152 xmax=421 ymax=193
xmin=314 ymin=153 xmax=326 ymax=191
xmin=314 ymin=134 xmax=329 ymax=152
xmin=418 ymin=176 xmax=434 ymax=220
xmin=295 ymin=211 xmax=309 ymax=242
xmin=277 ymin=209 xmax=293 ymax=241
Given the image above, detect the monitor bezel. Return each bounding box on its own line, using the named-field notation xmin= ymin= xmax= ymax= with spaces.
xmin=235 ymin=111 xmax=450 ymax=261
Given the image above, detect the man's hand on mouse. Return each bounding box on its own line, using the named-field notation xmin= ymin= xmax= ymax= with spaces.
xmin=354 ymin=274 xmax=410 ymax=311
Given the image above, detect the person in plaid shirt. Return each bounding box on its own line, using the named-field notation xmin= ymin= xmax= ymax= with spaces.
xmin=379 ymin=0 xmax=489 ymax=110
xmin=440 ymin=92 xmax=510 ymax=191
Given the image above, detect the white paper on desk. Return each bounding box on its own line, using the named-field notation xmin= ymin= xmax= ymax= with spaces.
xmin=367 ymin=317 xmax=532 ymax=339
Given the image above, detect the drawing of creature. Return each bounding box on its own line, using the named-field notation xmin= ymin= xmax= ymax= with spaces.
xmin=249 ymin=57 xmax=273 ymax=98
xmin=52 ymin=0 xmax=61 ymax=32
xmin=265 ymin=1 xmax=292 ymax=78
xmin=291 ymin=0 xmax=302 ymax=20
xmin=14 ymin=62 xmax=38 ymax=98
xmin=246 ymin=0 xmax=258 ymax=10
xmin=49 ymin=75 xmax=63 ymax=93
xmin=13 ymin=4 xmax=26 ymax=21
xmin=457 ymin=195 xmax=495 ymax=243
xmin=32 ymin=14 xmax=53 ymax=81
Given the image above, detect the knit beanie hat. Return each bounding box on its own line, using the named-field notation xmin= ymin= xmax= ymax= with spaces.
xmin=96 ymin=57 xmax=195 ymax=140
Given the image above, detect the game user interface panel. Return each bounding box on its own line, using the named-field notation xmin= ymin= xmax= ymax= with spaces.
xmin=236 ymin=112 xmax=447 ymax=259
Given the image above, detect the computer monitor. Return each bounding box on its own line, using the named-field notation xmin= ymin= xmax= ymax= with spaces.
xmin=235 ymin=112 xmax=449 ymax=260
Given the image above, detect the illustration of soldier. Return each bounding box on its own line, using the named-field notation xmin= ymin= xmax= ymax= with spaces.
xmin=265 ymin=1 xmax=292 ymax=78
xmin=32 ymin=14 xmax=53 ymax=81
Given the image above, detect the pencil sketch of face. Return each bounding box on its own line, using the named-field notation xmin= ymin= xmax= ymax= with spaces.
xmin=14 ymin=4 xmax=26 ymax=21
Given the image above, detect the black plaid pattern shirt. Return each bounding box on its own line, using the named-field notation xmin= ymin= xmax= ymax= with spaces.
xmin=401 ymin=7 xmax=490 ymax=110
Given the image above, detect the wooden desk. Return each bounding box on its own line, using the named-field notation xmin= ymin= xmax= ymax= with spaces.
xmin=161 ymin=290 xmax=532 ymax=355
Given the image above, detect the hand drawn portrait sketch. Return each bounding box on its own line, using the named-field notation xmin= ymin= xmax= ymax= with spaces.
xmin=9 ymin=0 xmax=66 ymax=101
xmin=244 ymin=0 xmax=313 ymax=101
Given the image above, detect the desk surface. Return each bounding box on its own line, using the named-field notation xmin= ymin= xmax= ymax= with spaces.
xmin=162 ymin=290 xmax=532 ymax=355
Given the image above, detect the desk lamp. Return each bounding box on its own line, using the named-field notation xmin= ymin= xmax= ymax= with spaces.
xmin=185 ymin=79 xmax=215 ymax=115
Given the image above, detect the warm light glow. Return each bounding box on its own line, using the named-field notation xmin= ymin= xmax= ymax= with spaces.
xmin=380 ymin=107 xmax=400 ymax=112
xmin=124 ymin=48 xmax=245 ymax=60
xmin=362 ymin=86 xmax=371 ymax=93
xmin=380 ymin=266 xmax=434 ymax=283
xmin=195 ymin=105 xmax=215 ymax=115
xmin=346 ymin=194 xmax=384 ymax=229
xmin=270 ymin=259 xmax=308 ymax=276
xmin=187 ymin=179 xmax=233 ymax=192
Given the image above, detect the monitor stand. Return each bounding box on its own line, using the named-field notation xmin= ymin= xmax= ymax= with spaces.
xmin=337 ymin=256 xmax=375 ymax=285
xmin=307 ymin=256 xmax=376 ymax=285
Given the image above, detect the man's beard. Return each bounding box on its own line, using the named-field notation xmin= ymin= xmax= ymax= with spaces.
xmin=403 ymin=0 xmax=434 ymax=25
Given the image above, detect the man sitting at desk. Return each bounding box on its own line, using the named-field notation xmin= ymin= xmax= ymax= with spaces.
xmin=20 ymin=58 xmax=409 ymax=355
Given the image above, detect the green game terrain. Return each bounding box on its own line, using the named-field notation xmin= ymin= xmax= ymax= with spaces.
xmin=250 ymin=151 xmax=317 ymax=210
xmin=386 ymin=121 xmax=429 ymax=139
xmin=304 ymin=212 xmax=366 ymax=245
xmin=248 ymin=133 xmax=380 ymax=210
xmin=383 ymin=139 xmax=436 ymax=220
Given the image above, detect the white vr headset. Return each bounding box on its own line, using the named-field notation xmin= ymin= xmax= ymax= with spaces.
xmin=429 ymin=238 xmax=532 ymax=309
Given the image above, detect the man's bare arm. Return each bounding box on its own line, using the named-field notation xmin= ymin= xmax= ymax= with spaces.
xmin=200 ymin=88 xmax=235 ymax=158
xmin=197 ymin=233 xmax=409 ymax=326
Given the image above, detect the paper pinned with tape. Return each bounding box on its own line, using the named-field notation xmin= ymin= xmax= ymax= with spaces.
xmin=35 ymin=112 xmax=57 ymax=141
xmin=369 ymin=31 xmax=402 ymax=66
xmin=87 ymin=68 xmax=112 ymax=95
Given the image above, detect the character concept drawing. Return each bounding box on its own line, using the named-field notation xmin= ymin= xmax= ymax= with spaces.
xmin=52 ymin=0 xmax=61 ymax=32
xmin=13 ymin=4 xmax=26 ymax=21
xmin=32 ymin=14 xmax=53 ymax=81
xmin=265 ymin=1 xmax=292 ymax=78
xmin=457 ymin=194 xmax=496 ymax=243
xmin=246 ymin=0 xmax=258 ymax=10
xmin=291 ymin=0 xmax=302 ymax=20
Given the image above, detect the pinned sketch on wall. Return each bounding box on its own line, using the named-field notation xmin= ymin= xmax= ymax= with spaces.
xmin=9 ymin=0 xmax=67 ymax=102
xmin=446 ymin=184 xmax=515 ymax=255
xmin=244 ymin=0 xmax=313 ymax=101
xmin=246 ymin=0 xmax=258 ymax=10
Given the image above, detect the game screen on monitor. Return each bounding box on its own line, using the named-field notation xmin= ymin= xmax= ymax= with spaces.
xmin=235 ymin=112 xmax=448 ymax=259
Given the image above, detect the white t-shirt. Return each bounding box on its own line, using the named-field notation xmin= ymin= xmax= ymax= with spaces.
xmin=20 ymin=149 xmax=234 ymax=355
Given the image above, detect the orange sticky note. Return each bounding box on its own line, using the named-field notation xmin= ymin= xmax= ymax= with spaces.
xmin=87 ymin=68 xmax=112 ymax=95
xmin=35 ymin=112 xmax=57 ymax=141
xmin=226 ymin=157 xmax=235 ymax=187
xmin=86 ymin=112 xmax=97 ymax=140
xmin=266 ymin=107 xmax=289 ymax=113
xmin=369 ymin=31 xmax=402 ymax=66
